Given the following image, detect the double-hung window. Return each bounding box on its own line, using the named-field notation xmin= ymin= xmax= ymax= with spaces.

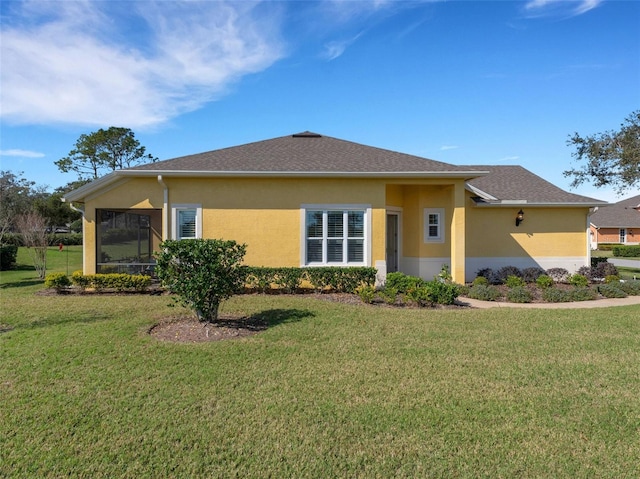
xmin=172 ymin=204 xmax=202 ymax=240
xmin=303 ymin=206 xmax=368 ymax=265
xmin=424 ymin=208 xmax=445 ymax=243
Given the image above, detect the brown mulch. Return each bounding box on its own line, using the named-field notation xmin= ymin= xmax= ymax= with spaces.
xmin=149 ymin=314 xmax=268 ymax=343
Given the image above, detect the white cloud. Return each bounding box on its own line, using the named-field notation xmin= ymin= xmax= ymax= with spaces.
xmin=321 ymin=33 xmax=363 ymax=61
xmin=0 ymin=149 xmax=46 ymax=158
xmin=498 ymin=156 xmax=520 ymax=162
xmin=0 ymin=1 xmax=285 ymax=128
xmin=440 ymin=145 xmax=459 ymax=151
xmin=524 ymin=0 xmax=604 ymax=17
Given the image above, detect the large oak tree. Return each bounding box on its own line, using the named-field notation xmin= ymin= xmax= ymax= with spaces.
xmin=564 ymin=111 xmax=640 ymax=195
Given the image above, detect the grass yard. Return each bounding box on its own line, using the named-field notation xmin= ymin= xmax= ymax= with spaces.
xmin=1 ymin=251 xmax=640 ymax=477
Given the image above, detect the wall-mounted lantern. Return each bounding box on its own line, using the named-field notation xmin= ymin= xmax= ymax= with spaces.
xmin=515 ymin=209 xmax=524 ymax=227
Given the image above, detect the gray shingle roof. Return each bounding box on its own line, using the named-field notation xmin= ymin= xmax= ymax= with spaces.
xmin=465 ymin=165 xmax=606 ymax=205
xmin=128 ymin=131 xmax=478 ymax=174
xmin=590 ymin=194 xmax=640 ymax=227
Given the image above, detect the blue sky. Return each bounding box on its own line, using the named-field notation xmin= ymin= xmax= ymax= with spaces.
xmin=1 ymin=0 xmax=638 ymax=202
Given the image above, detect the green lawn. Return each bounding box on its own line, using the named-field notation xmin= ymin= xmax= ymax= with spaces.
xmin=2 ymin=259 xmax=640 ymax=477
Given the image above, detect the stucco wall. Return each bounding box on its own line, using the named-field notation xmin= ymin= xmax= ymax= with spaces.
xmin=465 ymin=193 xmax=591 ymax=280
xmin=82 ymin=176 xmax=388 ymax=273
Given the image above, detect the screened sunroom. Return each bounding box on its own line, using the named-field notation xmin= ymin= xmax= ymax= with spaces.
xmin=96 ymin=209 xmax=162 ymax=274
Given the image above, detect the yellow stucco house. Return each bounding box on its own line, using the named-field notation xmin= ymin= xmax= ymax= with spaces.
xmin=63 ymin=132 xmax=607 ymax=284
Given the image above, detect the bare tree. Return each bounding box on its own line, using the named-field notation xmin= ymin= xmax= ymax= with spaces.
xmin=15 ymin=211 xmax=49 ymax=279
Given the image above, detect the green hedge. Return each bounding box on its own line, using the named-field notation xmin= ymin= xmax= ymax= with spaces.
xmin=71 ymin=271 xmax=151 ymax=292
xmin=244 ymin=266 xmax=377 ymax=294
xmin=612 ymin=245 xmax=640 ymax=257
xmin=0 ymin=232 xmax=83 ymax=246
xmin=0 ymin=244 xmax=18 ymax=270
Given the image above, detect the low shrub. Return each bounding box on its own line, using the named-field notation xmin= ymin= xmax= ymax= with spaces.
xmin=570 ymin=287 xmax=597 ymax=302
xmin=536 ymin=274 xmax=554 ymax=289
xmin=521 ymin=267 xmax=546 ymax=283
xmin=356 ymin=285 xmax=376 ymax=304
xmin=467 ymin=284 xmax=501 ymax=302
xmin=0 ymin=244 xmax=18 ymax=270
xmin=379 ymin=287 xmax=398 ymax=305
xmin=476 ymin=268 xmax=499 ymax=285
xmin=245 ymin=266 xmax=376 ymax=293
xmin=305 ymin=267 xmax=376 ymax=293
xmin=71 ymin=270 xmax=90 ymax=289
xmin=70 ymin=271 xmax=151 ymax=292
xmin=604 ymin=275 xmax=620 ymax=283
xmin=618 ymin=280 xmax=640 ymax=295
xmin=590 ymin=256 xmax=609 ymax=267
xmin=542 ymin=288 xmax=572 ymax=303
xmin=506 ymin=286 xmax=532 ymax=303
xmin=546 ymin=268 xmax=569 ymax=283
xmin=577 ymin=266 xmax=594 ymax=281
xmin=593 ymin=261 xmax=618 ymax=279
xmin=472 ymin=276 xmax=488 ymax=286
xmin=569 ymin=274 xmax=589 ymax=287
xmin=385 ymin=272 xmax=425 ymax=293
xmin=612 ymin=245 xmax=640 ymax=257
xmin=598 ymin=284 xmax=628 ymax=298
xmin=427 ymin=280 xmax=460 ymax=305
xmin=404 ymin=285 xmax=432 ymax=306
xmin=505 ymin=275 xmax=526 ymax=288
xmin=44 ymin=272 xmax=71 ymax=291
xmin=495 ymin=266 xmax=522 ymax=284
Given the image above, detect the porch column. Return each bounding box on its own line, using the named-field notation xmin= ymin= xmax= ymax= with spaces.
xmin=451 ymin=182 xmax=466 ymax=283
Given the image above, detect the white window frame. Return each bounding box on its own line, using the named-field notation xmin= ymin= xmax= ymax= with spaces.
xmin=300 ymin=204 xmax=371 ymax=266
xmin=171 ymin=204 xmax=202 ymax=240
xmin=424 ymin=208 xmax=445 ymax=243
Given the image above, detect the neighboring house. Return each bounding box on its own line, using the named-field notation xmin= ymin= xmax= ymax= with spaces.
xmin=589 ymin=194 xmax=640 ymax=248
xmin=63 ymin=132 xmax=607 ymax=283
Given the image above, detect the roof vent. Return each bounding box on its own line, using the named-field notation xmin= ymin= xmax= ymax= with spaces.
xmin=292 ymin=131 xmax=322 ymax=138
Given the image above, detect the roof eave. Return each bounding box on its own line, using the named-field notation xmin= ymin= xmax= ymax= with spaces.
xmin=472 ymin=199 xmax=610 ymax=208
xmin=121 ymin=169 xmax=490 ymax=178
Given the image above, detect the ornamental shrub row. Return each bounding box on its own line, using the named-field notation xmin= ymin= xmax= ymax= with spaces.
xmin=362 ymin=271 xmax=460 ymax=306
xmin=70 ymin=271 xmax=151 ymax=292
xmin=612 ymin=245 xmax=640 ymax=257
xmin=244 ymin=266 xmax=377 ymax=294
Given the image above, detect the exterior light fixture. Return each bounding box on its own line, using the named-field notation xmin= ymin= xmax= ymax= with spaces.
xmin=515 ymin=209 xmax=524 ymax=227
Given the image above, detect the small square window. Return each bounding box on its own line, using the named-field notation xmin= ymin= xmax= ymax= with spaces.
xmin=424 ymin=208 xmax=445 ymax=243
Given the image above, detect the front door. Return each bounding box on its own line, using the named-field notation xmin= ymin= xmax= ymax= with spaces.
xmin=386 ymin=213 xmax=399 ymax=273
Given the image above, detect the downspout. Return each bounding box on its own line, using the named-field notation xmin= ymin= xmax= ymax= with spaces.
xmin=68 ymin=202 xmax=86 ymax=273
xmin=157 ymin=175 xmax=169 ymax=240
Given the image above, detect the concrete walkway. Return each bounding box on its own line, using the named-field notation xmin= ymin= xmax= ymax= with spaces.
xmin=458 ymin=295 xmax=640 ymax=309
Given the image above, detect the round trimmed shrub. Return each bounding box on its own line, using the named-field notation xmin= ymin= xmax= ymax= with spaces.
xmin=569 ymin=274 xmax=589 ymax=287
xmin=570 ymin=287 xmax=597 ymax=302
xmin=618 ymin=280 xmax=640 ymax=295
xmin=44 ymin=272 xmax=71 ymax=291
xmin=467 ymin=284 xmax=501 ymax=302
xmin=505 ymin=275 xmax=526 ymax=288
xmin=522 ymin=267 xmax=546 ymax=283
xmin=542 ymin=288 xmax=572 ymax=303
xmin=598 ymin=284 xmax=627 ymax=298
xmin=506 ymin=286 xmax=532 ymax=303
xmin=536 ymin=274 xmax=554 ymax=289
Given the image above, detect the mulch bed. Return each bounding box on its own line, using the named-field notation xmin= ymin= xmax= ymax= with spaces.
xmin=149 ymin=314 xmax=268 ymax=343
